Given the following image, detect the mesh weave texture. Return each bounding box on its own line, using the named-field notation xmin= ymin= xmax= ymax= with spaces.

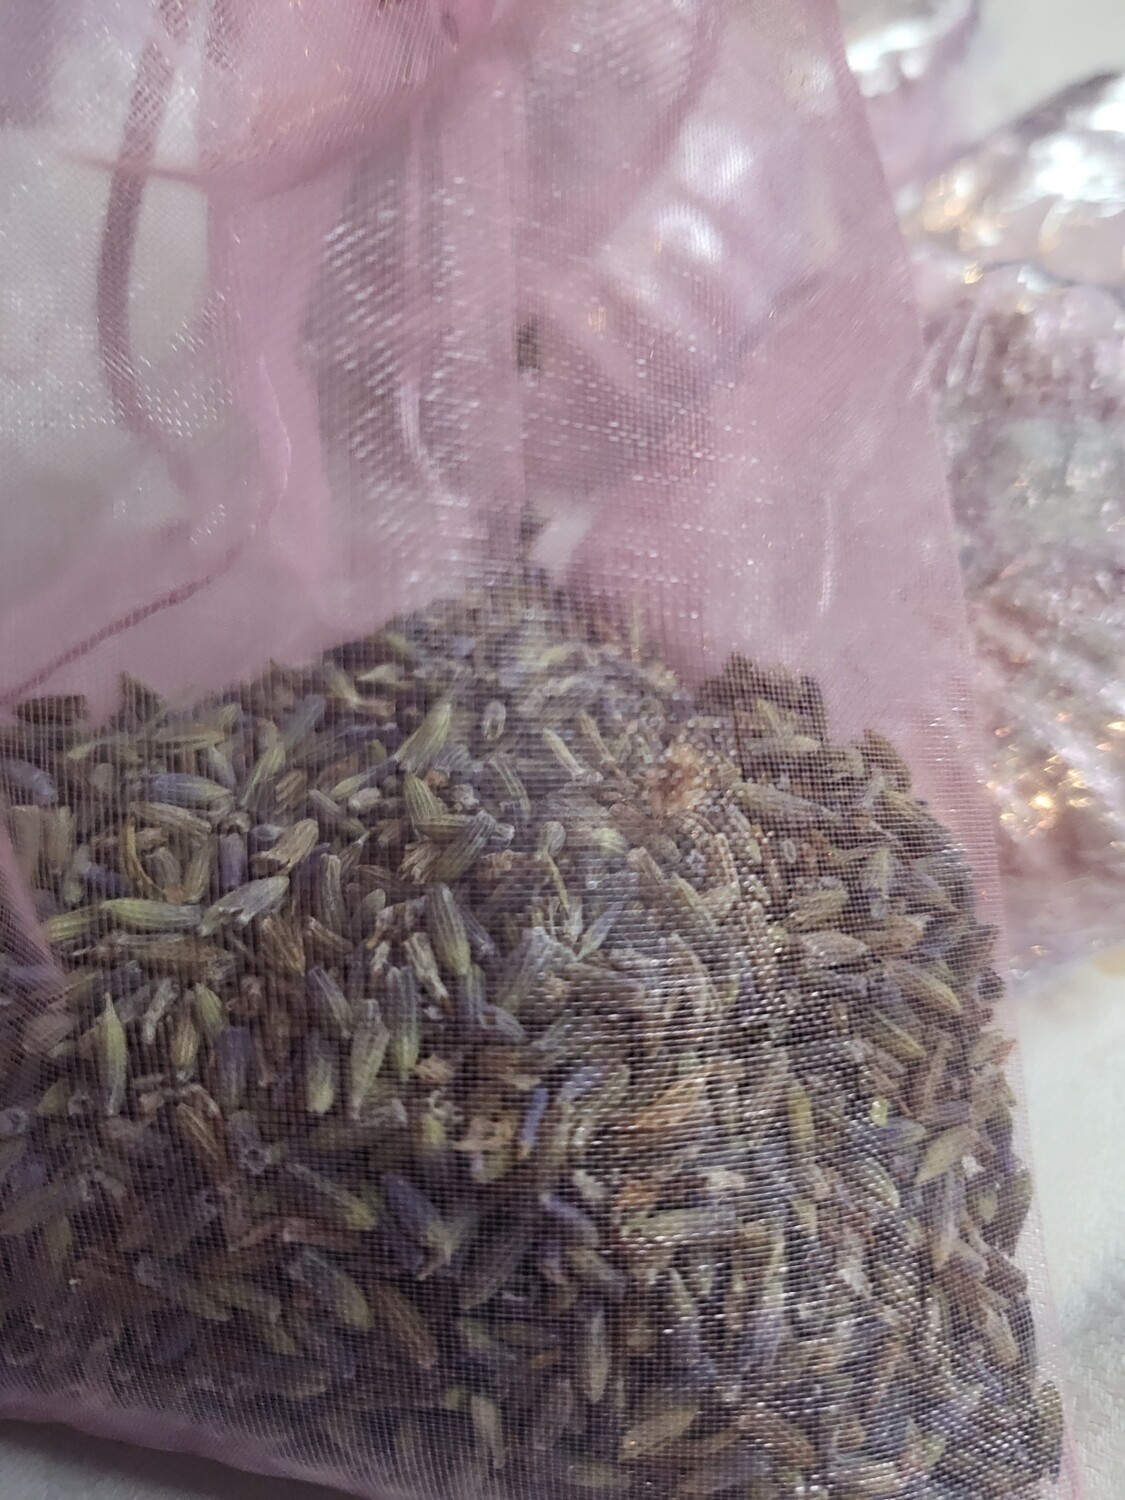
xmin=0 ymin=3 xmax=1079 ymax=1498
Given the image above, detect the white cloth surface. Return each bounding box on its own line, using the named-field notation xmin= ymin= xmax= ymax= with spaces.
xmin=1021 ymin=951 xmax=1125 ymax=1500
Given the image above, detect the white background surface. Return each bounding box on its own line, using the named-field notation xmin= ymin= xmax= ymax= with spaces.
xmin=961 ymin=0 xmax=1125 ymax=135
xmin=1021 ymin=952 xmax=1125 ymax=1500
xmin=1 ymin=1 xmax=1124 ymax=1496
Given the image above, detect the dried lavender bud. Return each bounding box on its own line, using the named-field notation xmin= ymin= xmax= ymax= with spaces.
xmin=0 ymin=576 xmax=1058 ymax=1500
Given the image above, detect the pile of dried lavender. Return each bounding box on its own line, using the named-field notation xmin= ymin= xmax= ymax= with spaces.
xmin=0 ymin=578 xmax=1060 ymax=1500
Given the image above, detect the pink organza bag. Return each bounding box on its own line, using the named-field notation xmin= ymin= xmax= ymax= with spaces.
xmin=0 ymin=2 xmax=1080 ymax=1497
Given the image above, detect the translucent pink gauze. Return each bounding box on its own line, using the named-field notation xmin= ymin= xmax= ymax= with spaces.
xmin=0 ymin=4 xmax=1084 ymax=1491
